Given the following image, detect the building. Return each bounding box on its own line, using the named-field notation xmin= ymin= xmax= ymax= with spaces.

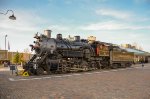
xmin=0 ymin=50 xmax=33 ymax=65
xmin=0 ymin=50 xmax=8 ymax=64
xmin=120 ymin=47 xmax=150 ymax=63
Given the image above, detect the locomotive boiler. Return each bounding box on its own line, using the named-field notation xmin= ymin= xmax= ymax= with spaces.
xmin=23 ymin=30 xmax=134 ymax=75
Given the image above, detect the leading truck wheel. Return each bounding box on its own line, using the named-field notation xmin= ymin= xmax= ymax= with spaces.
xmin=36 ymin=67 xmax=44 ymax=75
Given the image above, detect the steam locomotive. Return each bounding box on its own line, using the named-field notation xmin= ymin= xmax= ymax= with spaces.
xmin=23 ymin=30 xmax=134 ymax=75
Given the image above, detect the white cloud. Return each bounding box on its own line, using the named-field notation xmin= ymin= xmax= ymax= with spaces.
xmin=80 ymin=21 xmax=150 ymax=31
xmin=0 ymin=10 xmax=47 ymax=52
xmin=96 ymin=9 xmax=132 ymax=20
xmin=0 ymin=10 xmax=73 ymax=51
xmin=80 ymin=21 xmax=123 ymax=30
xmin=0 ymin=11 xmax=45 ymax=32
xmin=48 ymin=25 xmax=70 ymax=31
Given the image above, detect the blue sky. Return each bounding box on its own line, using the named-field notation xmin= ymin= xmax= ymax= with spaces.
xmin=0 ymin=0 xmax=150 ymax=52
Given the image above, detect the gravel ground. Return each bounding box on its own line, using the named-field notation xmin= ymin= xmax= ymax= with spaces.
xmin=0 ymin=63 xmax=150 ymax=99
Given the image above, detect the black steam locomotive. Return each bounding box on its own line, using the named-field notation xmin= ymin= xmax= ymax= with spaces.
xmin=23 ymin=30 xmax=134 ymax=75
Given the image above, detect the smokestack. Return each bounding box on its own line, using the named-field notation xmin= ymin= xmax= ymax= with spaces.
xmin=44 ymin=30 xmax=51 ymax=38
xmin=74 ymin=36 xmax=80 ymax=42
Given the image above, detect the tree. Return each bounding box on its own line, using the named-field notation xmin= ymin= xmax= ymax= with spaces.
xmin=19 ymin=53 xmax=25 ymax=63
xmin=13 ymin=51 xmax=20 ymax=64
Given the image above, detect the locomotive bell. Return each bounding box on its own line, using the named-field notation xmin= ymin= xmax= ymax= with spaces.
xmin=44 ymin=30 xmax=51 ymax=38
xmin=88 ymin=36 xmax=96 ymax=44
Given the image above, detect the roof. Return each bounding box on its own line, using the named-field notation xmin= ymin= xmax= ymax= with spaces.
xmin=120 ymin=47 xmax=149 ymax=56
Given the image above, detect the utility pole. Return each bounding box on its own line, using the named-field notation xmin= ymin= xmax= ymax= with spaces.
xmin=5 ymin=35 xmax=7 ymax=59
